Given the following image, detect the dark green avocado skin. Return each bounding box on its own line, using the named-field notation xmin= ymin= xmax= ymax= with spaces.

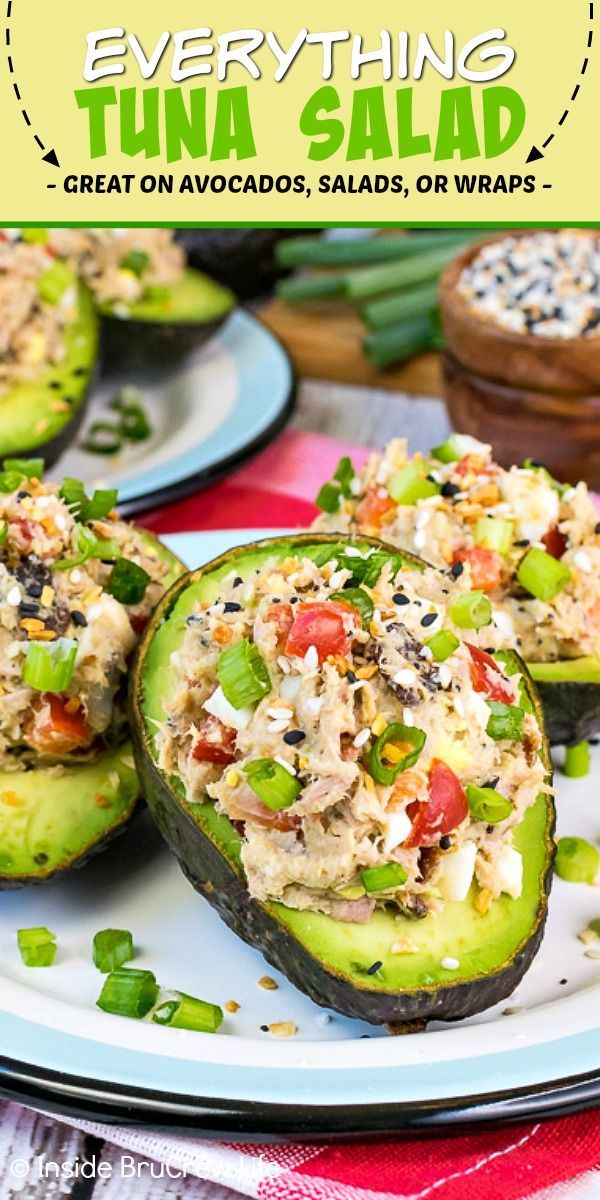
xmin=100 ymin=313 xmax=228 ymax=375
xmin=536 ymin=681 xmax=600 ymax=747
xmin=135 ymin=742 xmax=553 ymax=1026
xmin=131 ymin=534 xmax=555 ymax=1027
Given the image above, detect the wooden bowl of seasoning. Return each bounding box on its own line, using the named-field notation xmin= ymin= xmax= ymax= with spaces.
xmin=439 ymin=230 xmax=600 ymax=484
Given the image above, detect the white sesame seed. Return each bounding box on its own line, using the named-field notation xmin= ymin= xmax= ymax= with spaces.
xmin=267 ymin=706 xmax=293 ymax=720
xmin=574 ymin=550 xmax=592 ymax=574
xmin=303 ymin=645 xmax=318 ymax=670
xmin=454 ymin=696 xmax=465 ymax=717
xmin=344 ymin=546 xmax=365 ymax=558
xmin=349 ymin=680 xmax=366 ymax=693
xmin=353 ymin=728 xmax=371 ymax=748
xmin=392 ymin=668 xmax=417 ymax=686
xmin=437 ymin=665 xmax=453 ymax=688
xmin=414 ymin=530 xmax=427 ymax=550
xmin=274 ymin=755 xmax=297 ymax=776
xmin=305 ymin=696 xmax=324 ymax=716
xmin=7 ymin=641 xmax=21 ymax=658
xmin=419 ymin=645 xmax=433 ymax=660
xmin=441 ymin=956 xmax=460 ymax=970
xmin=402 ymin=708 xmax=415 ymax=726
xmin=269 ymin=719 xmax=290 ymax=734
xmin=328 ymin=571 xmax=346 ymax=590
xmin=70 ymin=569 xmax=82 ymax=584
xmin=277 ymin=655 xmax=291 ymax=674
xmin=584 ymin=946 xmax=600 ymax=961
xmin=6 ymin=585 xmax=21 ymax=606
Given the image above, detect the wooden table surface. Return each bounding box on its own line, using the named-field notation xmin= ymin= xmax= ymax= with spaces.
xmin=0 ymin=377 xmax=449 ymax=1200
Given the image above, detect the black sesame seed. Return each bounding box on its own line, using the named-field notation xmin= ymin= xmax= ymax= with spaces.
xmin=71 ymin=610 xmax=87 ymax=627
xmin=283 ymin=730 xmax=306 ymax=746
xmin=366 ymin=960 xmax=383 ymax=976
xmin=559 ymin=978 xmax=567 ymax=986
xmin=223 ymin=601 xmax=242 ymax=613
xmin=16 ymin=491 xmax=29 ymax=501
xmin=514 ymin=539 xmax=530 ymax=547
xmin=441 ymin=481 xmax=460 ymax=498
xmin=486 ymin=824 xmax=495 ymax=835
xmin=345 ymin=669 xmax=358 ymax=683
xmin=290 ymin=596 xmax=299 ymax=604
xmin=450 ymin=561 xmax=464 ymax=578
xmin=343 ymin=576 xmax=358 ymax=589
xmin=482 ymin=776 xmax=500 ymax=789
xmin=440 ymin=835 xmax=451 ymax=850
xmin=528 ymin=460 xmax=546 ymax=469
xmin=233 ymin=576 xmax=243 ymax=587
xmin=393 ymin=592 xmax=410 ymax=605
xmin=421 ymin=613 xmax=437 ymax=628
xmin=260 ymin=1024 xmax=269 ymax=1032
xmin=595 ymin=523 xmax=600 ymax=535
xmin=27 ymin=581 xmax=43 ymax=598
xmin=19 ymin=602 xmax=39 ymax=616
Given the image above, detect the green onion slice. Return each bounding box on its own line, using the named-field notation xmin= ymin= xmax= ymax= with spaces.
xmin=96 ymin=967 xmax=159 ymax=1018
xmin=370 ymin=723 xmax=426 ymax=787
xmin=555 ymin=836 xmax=600 ymax=884
xmin=564 ymin=742 xmax=590 ymax=779
xmin=21 ymin=228 xmax=49 ymax=244
xmin=244 ymin=758 xmax=301 ymax=810
xmin=361 ymin=861 xmax=408 ymax=893
xmin=466 ymin=784 xmax=513 ymax=824
xmin=474 ymin=516 xmax=514 ymax=556
xmin=485 ymin=701 xmax=525 ymax=742
xmin=516 ymin=547 xmax=571 ymax=602
xmin=315 ymin=482 xmax=343 ymax=513
xmin=111 ymin=388 xmax=152 ymax=441
xmin=3 ymin=457 xmax=44 ymax=480
xmin=152 ymin=991 xmax=223 ymax=1033
xmin=431 ymin=434 xmax=464 ymax=464
xmin=328 ymin=587 xmax=374 ymax=629
xmin=449 ymin=590 xmax=492 ymax=630
xmin=59 ymin=477 xmax=118 ymax=522
xmin=54 ymin=524 xmax=121 ymax=570
xmin=218 ymin=638 xmax=270 ymax=709
xmin=387 ymin=461 xmax=440 ymax=505
xmin=108 ymin=558 xmax=150 ymax=605
xmin=425 ymin=629 xmax=460 ymax=662
xmin=37 ymin=260 xmax=76 ymax=305
xmin=18 ymin=926 xmax=57 ymax=967
xmin=23 ymin=637 xmax=77 ymax=692
xmin=315 ymin=456 xmax=356 ymax=513
xmin=93 ymin=929 xmax=135 ymax=973
xmin=81 ymin=421 xmax=124 ymax=456
xmin=120 ymin=248 xmax=150 ymax=277
xmin=0 ymin=470 xmax=31 ymax=493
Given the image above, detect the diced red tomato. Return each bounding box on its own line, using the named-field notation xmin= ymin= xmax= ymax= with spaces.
xmin=191 ymin=716 xmax=237 ymax=765
xmin=466 ymin=643 xmax=514 ymax=704
xmin=28 ymin=694 xmax=91 ymax=755
xmin=266 ymin=602 xmax=293 ymax=646
xmin=355 ymin=487 xmax=396 ymax=531
xmin=8 ymin=518 xmax=38 ymax=554
xmin=285 ymin=601 xmax=360 ymax=662
xmin=129 ymin=612 xmax=149 ymax=637
xmin=404 ymin=761 xmax=468 ymax=848
xmin=452 ymin=547 xmax=502 ymax=593
xmin=542 ymin=526 xmax=568 ymax=560
xmin=454 ymin=454 xmax=494 ymax=478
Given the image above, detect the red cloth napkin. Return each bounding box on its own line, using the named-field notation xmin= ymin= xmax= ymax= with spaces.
xmin=136 ymin=428 xmax=600 ymax=1199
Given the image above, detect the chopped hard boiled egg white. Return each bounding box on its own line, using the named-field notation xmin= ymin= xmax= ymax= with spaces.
xmin=382 ymin=809 xmax=413 ymax=855
xmin=495 ymin=844 xmax=523 ymax=899
xmin=438 ymin=842 xmax=477 ymax=902
xmin=499 ymin=469 xmax=559 ymax=545
xmin=203 ymin=685 xmax=253 ymax=731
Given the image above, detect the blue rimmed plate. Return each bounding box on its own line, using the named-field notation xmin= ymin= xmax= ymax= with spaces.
xmin=46 ymin=311 xmax=295 ymax=516
xmin=0 ymin=529 xmax=599 ymax=1137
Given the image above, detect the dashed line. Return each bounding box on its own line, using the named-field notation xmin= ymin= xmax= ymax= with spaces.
xmin=4 ymin=0 xmax=59 ymax=166
xmin=526 ymin=3 xmax=595 ymax=161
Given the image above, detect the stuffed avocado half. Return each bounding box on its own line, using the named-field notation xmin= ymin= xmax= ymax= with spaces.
xmin=0 ymin=464 xmax=185 ymax=887
xmin=0 ymin=239 xmax=97 ymax=464
xmin=132 ymin=534 xmax=554 ymax=1026
xmin=314 ymin=435 xmax=600 ymax=746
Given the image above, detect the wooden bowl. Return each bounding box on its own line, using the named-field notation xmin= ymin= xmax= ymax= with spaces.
xmin=443 ymin=351 xmax=600 ymax=488
xmin=439 ymin=233 xmax=600 ymax=393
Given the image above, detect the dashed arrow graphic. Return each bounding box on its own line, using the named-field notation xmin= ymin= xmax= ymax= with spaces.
xmin=525 ymin=3 xmax=594 ymax=163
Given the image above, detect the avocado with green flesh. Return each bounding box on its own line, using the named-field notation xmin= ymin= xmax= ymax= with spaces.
xmin=0 ymin=283 xmax=97 ymax=466
xmin=132 ymin=534 xmax=555 ymax=1026
xmin=100 ymin=268 xmax=235 ymax=372
xmin=0 ymin=530 xmax=185 ymax=889
xmin=528 ymin=656 xmax=600 ymax=746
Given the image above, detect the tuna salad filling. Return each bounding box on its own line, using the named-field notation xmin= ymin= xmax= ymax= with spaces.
xmin=156 ymin=546 xmax=547 ymax=924
xmin=0 ymin=464 xmax=173 ymax=770
xmin=313 ymin=436 xmax=600 ymax=664
xmin=0 ymin=237 xmax=79 ymax=396
xmin=47 ymin=229 xmax=184 ymax=312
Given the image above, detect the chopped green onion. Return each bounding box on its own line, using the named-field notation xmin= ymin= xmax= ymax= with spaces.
xmin=93 ymin=929 xmax=134 ymax=973
xmin=485 ymin=701 xmax=525 ymax=742
xmin=54 ymin=524 xmax=121 ymax=570
xmin=0 ymin=470 xmax=30 ymax=493
xmin=244 ymin=758 xmax=301 ymax=810
xmin=333 ymin=456 xmax=355 ymax=492
xmin=474 ymin=516 xmax=514 ymax=556
xmin=37 ymin=260 xmax=76 ymax=305
xmin=361 ymin=862 xmax=408 ymax=893
xmin=328 ymin=587 xmax=374 ymax=629
xmin=517 ymin=547 xmax=571 ymax=602
xmin=108 ymin=558 xmax=149 ymax=605
xmin=431 ymin=434 xmax=464 ymax=464
xmin=0 ymin=520 xmax=7 ymax=545
xmin=21 ymin=228 xmax=48 ymax=244
xmin=425 ymin=629 xmax=460 ymax=662
xmin=564 ymin=742 xmax=590 ymax=779
xmin=370 ymin=723 xmax=426 ymax=787
xmin=59 ymin=477 xmax=118 ymax=522
xmin=555 ymin=836 xmax=600 ymax=884
xmin=96 ymin=967 xmax=159 ymax=1018
xmin=152 ymin=991 xmax=223 ymax=1033
xmin=4 ymin=457 xmax=44 ymax=480
xmin=316 ymin=482 xmax=344 ymax=514
xmin=387 ymin=462 xmax=440 ymax=506
xmin=23 ymin=637 xmax=77 ymax=692
xmin=18 ymin=926 xmax=57 ymax=967
xmin=120 ymin=249 xmax=150 ymax=277
xmin=81 ymin=421 xmax=123 ymax=456
xmin=111 ymin=388 xmax=152 ymax=442
xmin=466 ymin=785 xmax=513 ymax=824
xmin=217 ymin=638 xmax=270 ymax=709
xmin=449 ymin=590 xmax=492 ymax=629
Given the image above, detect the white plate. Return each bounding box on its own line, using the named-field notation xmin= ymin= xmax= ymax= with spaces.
xmin=0 ymin=529 xmax=599 ymax=1136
